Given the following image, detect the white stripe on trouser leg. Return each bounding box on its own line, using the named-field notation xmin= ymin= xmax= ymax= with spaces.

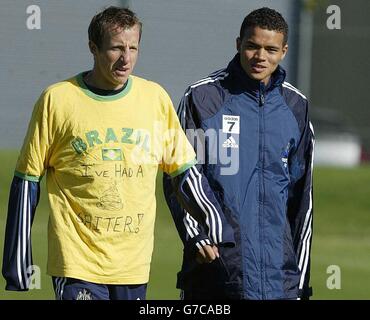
xmin=21 ymin=181 xmax=29 ymax=288
xmin=60 ymin=278 xmax=67 ymax=300
xmin=55 ymin=277 xmax=67 ymax=300
xmin=26 ymin=188 xmax=32 ymax=288
xmin=55 ymin=277 xmax=61 ymax=299
xmin=16 ymin=181 xmax=25 ymax=290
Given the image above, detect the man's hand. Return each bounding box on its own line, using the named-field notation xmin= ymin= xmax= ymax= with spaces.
xmin=196 ymin=245 xmax=219 ymax=264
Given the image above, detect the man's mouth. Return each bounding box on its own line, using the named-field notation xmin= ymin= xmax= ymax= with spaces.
xmin=114 ymin=66 xmax=129 ymax=76
xmin=251 ymin=64 xmax=266 ymax=73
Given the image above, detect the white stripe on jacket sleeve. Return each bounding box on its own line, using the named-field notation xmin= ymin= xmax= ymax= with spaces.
xmin=183 ymin=212 xmax=199 ymax=240
xmin=184 ymin=167 xmax=223 ymax=244
xmin=298 ymin=124 xmax=315 ymax=290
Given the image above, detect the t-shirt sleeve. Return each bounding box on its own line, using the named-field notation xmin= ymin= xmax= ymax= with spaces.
xmin=15 ymin=91 xmax=52 ymax=182
xmin=160 ymin=91 xmax=196 ymax=177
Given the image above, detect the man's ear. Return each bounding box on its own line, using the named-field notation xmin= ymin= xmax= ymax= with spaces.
xmin=88 ymin=40 xmax=98 ymax=56
xmin=236 ymin=37 xmax=241 ymax=53
xmin=281 ymin=44 xmax=288 ymax=60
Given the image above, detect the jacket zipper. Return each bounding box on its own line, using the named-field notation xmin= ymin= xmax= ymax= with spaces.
xmin=258 ymin=88 xmax=266 ymax=299
xmin=260 ymin=93 xmax=265 ymax=106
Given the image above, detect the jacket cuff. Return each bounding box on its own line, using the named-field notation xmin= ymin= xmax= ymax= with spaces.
xmin=185 ymin=233 xmax=212 ymax=254
xmin=299 ymin=287 xmax=312 ymax=300
xmin=219 ymin=223 xmax=236 ymax=248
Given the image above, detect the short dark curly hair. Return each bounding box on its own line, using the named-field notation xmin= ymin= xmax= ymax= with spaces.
xmin=88 ymin=6 xmax=142 ymax=49
xmin=239 ymin=7 xmax=288 ymax=45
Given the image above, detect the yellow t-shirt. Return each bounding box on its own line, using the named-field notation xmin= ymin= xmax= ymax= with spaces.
xmin=15 ymin=73 xmax=196 ymax=284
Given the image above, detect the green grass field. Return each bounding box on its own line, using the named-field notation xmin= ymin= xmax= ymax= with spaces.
xmin=1 ymin=150 xmax=369 ymax=300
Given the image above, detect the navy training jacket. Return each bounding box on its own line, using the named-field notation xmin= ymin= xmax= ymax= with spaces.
xmin=164 ymin=54 xmax=314 ymax=300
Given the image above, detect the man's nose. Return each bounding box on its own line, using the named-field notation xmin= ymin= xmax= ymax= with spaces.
xmin=254 ymin=48 xmax=266 ymax=60
xmin=120 ymin=47 xmax=130 ymax=62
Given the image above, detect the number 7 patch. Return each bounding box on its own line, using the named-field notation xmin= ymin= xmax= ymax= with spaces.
xmin=222 ymin=115 xmax=240 ymax=134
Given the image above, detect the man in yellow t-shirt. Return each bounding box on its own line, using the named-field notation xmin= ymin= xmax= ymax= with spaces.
xmin=2 ymin=6 xmax=235 ymax=300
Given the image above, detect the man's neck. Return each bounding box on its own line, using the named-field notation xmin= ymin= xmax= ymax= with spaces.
xmin=85 ymin=70 xmax=125 ymax=91
xmin=83 ymin=71 xmax=127 ymax=96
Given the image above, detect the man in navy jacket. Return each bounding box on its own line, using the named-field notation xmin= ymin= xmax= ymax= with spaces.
xmin=164 ymin=7 xmax=314 ymax=300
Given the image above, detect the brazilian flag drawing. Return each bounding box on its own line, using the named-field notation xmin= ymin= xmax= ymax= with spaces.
xmin=102 ymin=148 xmax=123 ymax=161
